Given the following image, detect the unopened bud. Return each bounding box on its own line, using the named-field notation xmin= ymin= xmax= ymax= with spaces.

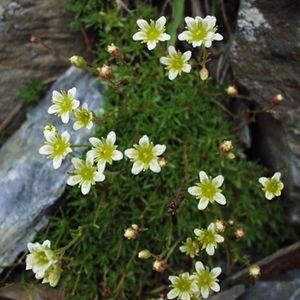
xmin=227 ymin=219 xmax=235 ymax=226
xmin=199 ymin=67 xmax=209 ymax=81
xmin=107 ymin=43 xmax=121 ymax=57
xmin=158 ymin=157 xmax=167 ymax=168
xmin=235 ymin=227 xmax=246 ymax=239
xmin=215 ymin=220 xmax=225 ymax=233
xmin=70 ymin=56 xmax=87 ymax=68
xmin=153 ymin=258 xmax=168 ymax=272
xmin=98 ymin=64 xmax=113 ymax=81
xmin=43 ymin=124 xmax=56 ymax=133
xmin=272 ymin=94 xmax=284 ymax=106
xmin=219 ymin=140 xmax=233 ymax=156
xmin=30 ymin=35 xmax=40 ymax=43
xmin=227 ymin=152 xmax=236 ymax=160
xmin=124 ymin=224 xmax=139 ymax=240
xmin=248 ymin=264 xmax=261 ymax=278
xmin=138 ymin=249 xmax=152 ymax=260
xmin=226 ymin=85 xmax=238 ymax=97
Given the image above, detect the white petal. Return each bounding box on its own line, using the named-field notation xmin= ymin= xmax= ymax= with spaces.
xmin=97 ymin=161 xmax=106 ymax=173
xmin=139 ymin=135 xmax=149 ymax=145
xmin=211 ymin=267 xmax=222 ymax=278
xmin=67 ymin=175 xmax=81 ymax=186
xmin=89 ymin=137 xmax=102 ymax=147
xmin=258 ymin=177 xmax=268 ymax=185
xmin=272 ymin=172 xmax=281 ymax=181
xmin=198 ymin=198 xmax=209 ymax=210
xmin=47 ymin=105 xmax=59 ymax=114
xmin=204 ymin=40 xmax=212 ymax=48
xmin=160 ymin=56 xmax=171 ymax=66
xmin=216 ymin=234 xmax=224 ymax=243
xmin=81 ymin=182 xmax=91 ymax=195
xmin=213 ymin=33 xmax=223 ymax=41
xmin=201 ymin=287 xmax=209 ymax=299
xmin=168 ymin=275 xmax=178 ymax=284
xmin=214 ymin=193 xmax=226 ymax=205
xmin=149 ymin=160 xmax=161 ymax=173
xmin=52 ymin=90 xmax=63 ymax=101
xmin=185 ymin=17 xmax=196 ymax=28
xmin=147 ymin=41 xmax=157 ymax=50
xmin=39 ymin=145 xmax=53 ymax=155
xmin=182 ymin=64 xmax=191 ymax=73
xmin=132 ymin=31 xmax=146 ymax=41
xmin=153 ymin=144 xmax=166 ymax=156
xmin=204 ymin=16 xmax=216 ymax=29
xmin=266 ymin=192 xmax=274 ymax=200
xmin=124 ymin=148 xmax=137 ymax=159
xmin=132 ymin=161 xmax=143 ymax=175
xmin=210 ymin=282 xmax=220 ymax=292
xmin=68 ymin=87 xmax=76 ymax=98
xmin=208 ymin=223 xmax=215 ymax=231
xmin=195 ymin=261 xmax=205 ymax=273
xmin=199 ymin=171 xmax=208 ymax=182
xmin=155 ymin=16 xmax=166 ymax=30
xmin=73 ymin=121 xmax=82 ymax=130
xmin=182 ymin=50 xmax=192 ymax=61
xmin=112 ymin=150 xmax=123 ymax=161
xmin=178 ymin=31 xmax=191 ymax=41
xmin=72 ymin=157 xmax=84 ymax=169
xmin=194 ymin=228 xmax=202 ymax=236
xmin=167 ymin=288 xmax=179 ymax=299
xmin=188 ymin=186 xmax=199 ymax=196
xmin=107 ymin=131 xmax=116 ymax=144
xmin=137 ymin=19 xmax=149 ymax=30
xmin=168 ymin=46 xmax=177 ymax=57
xmin=73 ymin=100 xmax=80 ymax=109
xmin=168 ymin=70 xmax=178 ymax=80
xmin=86 ymin=121 xmax=93 ymax=130
xmin=43 ymin=240 xmax=51 ymax=248
xmin=53 ymin=156 xmax=62 ymax=169
xmin=159 ymin=33 xmax=171 ymax=41
xmin=61 ymin=112 xmax=69 ymax=124
xmin=192 ymin=41 xmax=202 ymax=47
xmin=61 ymin=131 xmax=70 ymax=142
xmin=86 ymin=150 xmax=96 ymax=161
xmin=95 ymin=172 xmax=105 ymax=182
xmin=206 ymin=244 xmax=215 ymax=256
xmin=181 ymin=292 xmax=190 ymax=300
xmin=44 ymin=130 xmax=56 ymax=143
xmin=82 ymin=103 xmax=88 ymax=110
xmin=212 ymin=175 xmax=224 ymax=187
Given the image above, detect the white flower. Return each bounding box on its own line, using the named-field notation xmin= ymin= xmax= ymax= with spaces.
xmin=48 ymin=87 xmax=80 ymax=123
xmin=26 ymin=240 xmax=57 ymax=279
xmin=178 ymin=16 xmax=223 ymax=48
xmin=168 ymin=272 xmax=199 ymax=300
xmin=193 ymin=261 xmax=221 ymax=299
xmin=42 ymin=263 xmax=62 ymax=287
xmin=160 ymin=46 xmax=192 ymax=80
xmin=73 ymin=103 xmax=93 ymax=130
xmin=132 ymin=16 xmax=171 ymax=50
xmin=87 ymin=131 xmax=123 ymax=170
xmin=179 ymin=238 xmax=200 ymax=258
xmin=258 ymin=172 xmax=284 ymax=200
xmin=124 ymin=135 xmax=166 ymax=175
xmin=67 ymin=157 xmax=105 ymax=195
xmin=39 ymin=129 xmax=72 ymax=169
xmin=188 ymin=171 xmax=226 ymax=210
xmin=194 ymin=223 xmax=224 ymax=256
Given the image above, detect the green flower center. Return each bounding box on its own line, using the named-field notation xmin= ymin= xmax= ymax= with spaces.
xmin=197 ymin=270 xmax=213 ymax=287
xmin=199 ymin=180 xmax=220 ymax=200
xmin=79 ymin=165 xmax=96 ymax=182
xmin=184 ymin=239 xmax=199 ymax=256
xmin=97 ymin=142 xmax=117 ymax=163
xmin=59 ymin=92 xmax=74 ymax=112
xmin=264 ymin=179 xmax=282 ymax=195
xmin=200 ymin=230 xmax=216 ymax=245
xmin=190 ymin=23 xmax=209 ymax=41
xmin=76 ymin=109 xmax=92 ymax=126
xmin=34 ymin=249 xmax=52 ymax=266
xmin=145 ymin=21 xmax=162 ymax=41
xmin=169 ymin=55 xmax=185 ymax=72
xmin=174 ymin=277 xmax=192 ymax=292
xmin=52 ymin=137 xmax=69 ymax=157
xmin=136 ymin=143 xmax=155 ymax=165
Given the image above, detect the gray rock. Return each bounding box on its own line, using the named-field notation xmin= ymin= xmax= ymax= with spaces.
xmin=209 ymin=284 xmax=245 ymax=300
xmin=0 ymin=0 xmax=86 ymax=132
xmin=0 ymin=67 xmax=103 ymax=269
xmin=231 ymin=0 xmax=300 ymax=223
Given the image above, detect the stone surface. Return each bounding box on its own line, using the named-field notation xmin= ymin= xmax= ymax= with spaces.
xmin=0 ymin=67 xmax=103 ymax=269
xmin=0 ymin=0 xmax=86 ymax=132
xmin=209 ymin=284 xmax=245 ymax=300
xmin=231 ymin=0 xmax=300 ymax=223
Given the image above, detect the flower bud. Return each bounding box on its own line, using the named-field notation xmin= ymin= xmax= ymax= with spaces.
xmin=227 ymin=219 xmax=235 ymax=226
xmin=98 ymin=64 xmax=113 ymax=81
xmin=70 ymin=56 xmax=87 ymax=68
xmin=235 ymin=227 xmax=246 ymax=239
xmin=248 ymin=264 xmax=261 ymax=278
xmin=226 ymin=85 xmax=238 ymax=97
xmin=124 ymin=224 xmax=139 ymax=240
xmin=30 ymin=35 xmax=40 ymax=43
xmin=138 ymin=249 xmax=152 ymax=260
xmin=199 ymin=67 xmax=209 ymax=81
xmin=227 ymin=152 xmax=236 ymax=160
xmin=272 ymin=94 xmax=283 ymax=106
xmin=43 ymin=124 xmax=57 ymax=134
xmin=219 ymin=140 xmax=233 ymax=156
xmin=153 ymin=258 xmax=168 ymax=272
xmin=158 ymin=157 xmax=167 ymax=168
xmin=215 ymin=220 xmax=225 ymax=233
xmin=107 ymin=43 xmax=121 ymax=58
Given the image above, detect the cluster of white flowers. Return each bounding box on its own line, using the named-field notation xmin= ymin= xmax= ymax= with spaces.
xmin=132 ymin=16 xmax=223 ymax=80
xmin=40 ymin=93 xmax=167 ymax=195
xmin=26 ymin=240 xmax=62 ymax=287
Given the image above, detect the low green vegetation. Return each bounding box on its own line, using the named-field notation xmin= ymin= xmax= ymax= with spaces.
xmin=17 ymin=78 xmax=45 ymax=105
